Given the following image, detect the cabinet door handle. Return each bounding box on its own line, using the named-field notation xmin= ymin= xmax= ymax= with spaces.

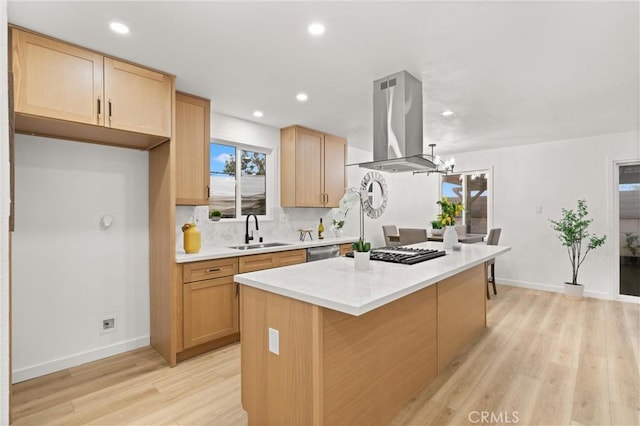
xmin=108 ymin=99 xmax=112 ymax=122
xmin=235 ymin=282 xmax=239 ymax=297
xmin=207 ymin=186 xmax=210 ymax=200
xmin=97 ymin=97 xmax=102 ymax=121
xmin=205 ymin=267 xmax=221 ymax=273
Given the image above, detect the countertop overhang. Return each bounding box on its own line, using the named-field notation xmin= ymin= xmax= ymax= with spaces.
xmin=234 ymin=242 xmax=511 ymax=316
xmin=175 ymin=236 xmax=358 ymax=263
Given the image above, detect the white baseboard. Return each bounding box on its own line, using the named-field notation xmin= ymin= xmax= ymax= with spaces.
xmin=12 ymin=335 xmax=150 ymax=383
xmin=496 ymin=278 xmax=611 ymax=300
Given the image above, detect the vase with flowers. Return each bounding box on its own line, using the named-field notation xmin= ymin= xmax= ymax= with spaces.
xmin=436 ymin=197 xmax=464 ymax=249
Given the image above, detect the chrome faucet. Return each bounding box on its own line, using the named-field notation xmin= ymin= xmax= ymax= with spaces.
xmin=245 ymin=214 xmax=259 ymax=244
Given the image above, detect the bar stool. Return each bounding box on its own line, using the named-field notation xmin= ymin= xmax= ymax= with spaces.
xmin=486 ymin=228 xmax=502 ymax=299
xmin=399 ymin=228 xmax=428 ymax=246
xmin=382 ymin=225 xmax=400 ymax=247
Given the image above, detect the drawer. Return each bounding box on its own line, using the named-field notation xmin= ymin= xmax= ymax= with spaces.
xmin=239 ymin=253 xmax=277 ymax=273
xmin=276 ymin=249 xmax=307 ymax=266
xmin=183 ymin=258 xmax=238 ymax=283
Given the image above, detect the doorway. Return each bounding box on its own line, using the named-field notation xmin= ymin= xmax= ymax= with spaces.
xmin=618 ymin=162 xmax=640 ymax=298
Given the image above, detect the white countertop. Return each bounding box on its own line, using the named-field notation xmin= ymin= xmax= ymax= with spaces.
xmin=234 ymin=242 xmax=511 ymax=316
xmin=175 ymin=236 xmax=358 ymax=263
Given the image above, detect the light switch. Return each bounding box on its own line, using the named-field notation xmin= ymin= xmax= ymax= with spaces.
xmin=535 ymin=205 xmax=543 ymax=214
xmin=268 ymin=327 xmax=279 ymax=355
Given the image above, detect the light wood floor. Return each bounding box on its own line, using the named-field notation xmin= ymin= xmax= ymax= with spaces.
xmin=11 ymin=285 xmax=639 ymax=425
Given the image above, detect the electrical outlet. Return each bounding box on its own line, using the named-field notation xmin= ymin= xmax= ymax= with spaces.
xmin=279 ymin=214 xmax=288 ymax=222
xmin=268 ymin=327 xmax=280 ymax=355
xmin=101 ymin=316 xmax=116 ymax=334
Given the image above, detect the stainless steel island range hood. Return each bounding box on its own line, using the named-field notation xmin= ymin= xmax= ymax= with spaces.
xmin=359 ymin=70 xmax=437 ymax=173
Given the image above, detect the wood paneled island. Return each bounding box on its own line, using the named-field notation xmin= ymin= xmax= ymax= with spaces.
xmin=234 ymin=242 xmax=510 ymax=425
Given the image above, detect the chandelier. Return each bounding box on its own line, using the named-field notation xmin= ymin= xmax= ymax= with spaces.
xmin=413 ymin=144 xmax=456 ymax=176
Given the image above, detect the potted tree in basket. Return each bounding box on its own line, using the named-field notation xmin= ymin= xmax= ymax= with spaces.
xmin=550 ymin=199 xmax=606 ymax=300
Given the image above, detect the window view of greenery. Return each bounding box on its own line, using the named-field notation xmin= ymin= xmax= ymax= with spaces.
xmin=209 ymin=142 xmax=267 ymax=218
xmin=442 ymin=173 xmax=488 ymax=234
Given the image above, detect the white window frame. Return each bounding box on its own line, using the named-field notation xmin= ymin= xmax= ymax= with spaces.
xmin=439 ymin=167 xmax=494 ymax=234
xmin=210 ymin=138 xmax=273 ymax=222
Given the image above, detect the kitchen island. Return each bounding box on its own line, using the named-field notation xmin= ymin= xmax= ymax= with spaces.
xmin=234 ymin=242 xmax=510 ymax=425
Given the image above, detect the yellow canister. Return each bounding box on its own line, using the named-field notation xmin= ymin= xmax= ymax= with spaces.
xmin=182 ymin=223 xmax=201 ymax=254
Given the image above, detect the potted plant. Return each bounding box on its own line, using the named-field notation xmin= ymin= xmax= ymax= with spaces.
xmin=436 ymin=197 xmax=464 ymax=249
xmin=352 ymin=239 xmax=372 ymax=270
xmin=430 ymin=220 xmax=444 ymax=236
xmin=209 ymin=210 xmax=222 ymax=221
xmin=550 ymin=199 xmax=606 ymax=300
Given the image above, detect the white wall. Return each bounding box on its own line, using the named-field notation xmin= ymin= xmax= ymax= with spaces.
xmin=355 ymin=131 xmax=639 ymax=299
xmin=11 ymin=135 xmax=150 ymax=382
xmin=1 ymin=0 xmax=11 ymax=419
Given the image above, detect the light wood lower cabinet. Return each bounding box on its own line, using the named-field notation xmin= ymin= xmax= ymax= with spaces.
xmin=339 ymin=243 xmax=353 ymax=256
xmin=179 ymin=249 xmax=307 ymax=356
xmin=183 ymin=276 xmax=238 ymax=349
xmin=239 ymin=253 xmax=277 ymax=273
xmin=181 ymin=258 xmax=239 ymax=351
xmin=276 ymin=249 xmax=307 ymax=267
xmin=239 ymin=249 xmax=307 ymax=273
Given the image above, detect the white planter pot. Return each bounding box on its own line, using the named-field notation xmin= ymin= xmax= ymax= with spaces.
xmin=431 ymin=228 xmax=444 ymax=236
xmin=354 ymin=251 xmax=371 ymax=271
xmin=563 ymin=283 xmax=584 ymax=300
xmin=443 ymin=226 xmax=458 ymax=250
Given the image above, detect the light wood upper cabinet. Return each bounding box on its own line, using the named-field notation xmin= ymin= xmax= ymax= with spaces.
xmin=175 ymin=92 xmax=211 ymax=205
xmin=10 ymin=27 xmax=174 ymax=149
xmin=323 ymin=134 xmax=348 ymax=207
xmin=104 ymin=58 xmax=172 ymax=138
xmin=11 ymin=28 xmax=104 ymax=126
xmin=281 ymin=125 xmax=347 ymax=208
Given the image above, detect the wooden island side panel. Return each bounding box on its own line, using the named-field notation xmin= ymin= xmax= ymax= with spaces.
xmin=240 ymin=286 xmax=323 ymax=426
xmin=322 ymin=284 xmax=437 ymax=426
xmin=437 ymin=263 xmax=487 ymax=372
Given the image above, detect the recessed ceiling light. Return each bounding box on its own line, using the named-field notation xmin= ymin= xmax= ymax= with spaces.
xmin=253 ymin=111 xmax=264 ymax=118
xmin=296 ymin=93 xmax=308 ymax=102
xmin=109 ymin=22 xmax=130 ymax=35
xmin=308 ymin=23 xmax=325 ymax=36
xmin=441 ymin=110 xmax=454 ymax=117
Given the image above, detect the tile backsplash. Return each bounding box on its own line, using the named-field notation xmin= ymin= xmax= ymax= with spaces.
xmin=175 ymin=206 xmax=345 ymax=251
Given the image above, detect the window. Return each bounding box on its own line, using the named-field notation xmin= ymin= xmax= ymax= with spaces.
xmin=441 ymin=171 xmax=489 ymax=234
xmin=209 ymin=141 xmax=268 ymax=218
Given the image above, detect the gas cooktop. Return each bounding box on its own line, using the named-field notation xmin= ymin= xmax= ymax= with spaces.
xmin=345 ymin=246 xmax=446 ymax=265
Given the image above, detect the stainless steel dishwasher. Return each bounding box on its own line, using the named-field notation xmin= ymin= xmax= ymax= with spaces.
xmin=306 ymin=245 xmax=341 ymax=262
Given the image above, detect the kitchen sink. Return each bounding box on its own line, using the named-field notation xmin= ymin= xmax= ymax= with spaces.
xmin=227 ymin=242 xmax=291 ymax=251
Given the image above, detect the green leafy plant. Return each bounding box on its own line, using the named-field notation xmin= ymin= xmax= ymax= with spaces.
xmin=209 ymin=210 xmax=222 ymax=219
xmin=550 ymin=199 xmax=606 ymax=285
xmin=436 ymin=197 xmax=464 ymax=226
xmin=431 ymin=220 xmax=443 ymax=230
xmin=352 ymin=239 xmax=371 ymax=253
xmin=624 ymin=233 xmax=639 ymax=257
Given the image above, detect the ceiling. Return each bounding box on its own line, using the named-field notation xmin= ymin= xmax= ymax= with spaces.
xmin=7 ymin=1 xmax=639 ymax=155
